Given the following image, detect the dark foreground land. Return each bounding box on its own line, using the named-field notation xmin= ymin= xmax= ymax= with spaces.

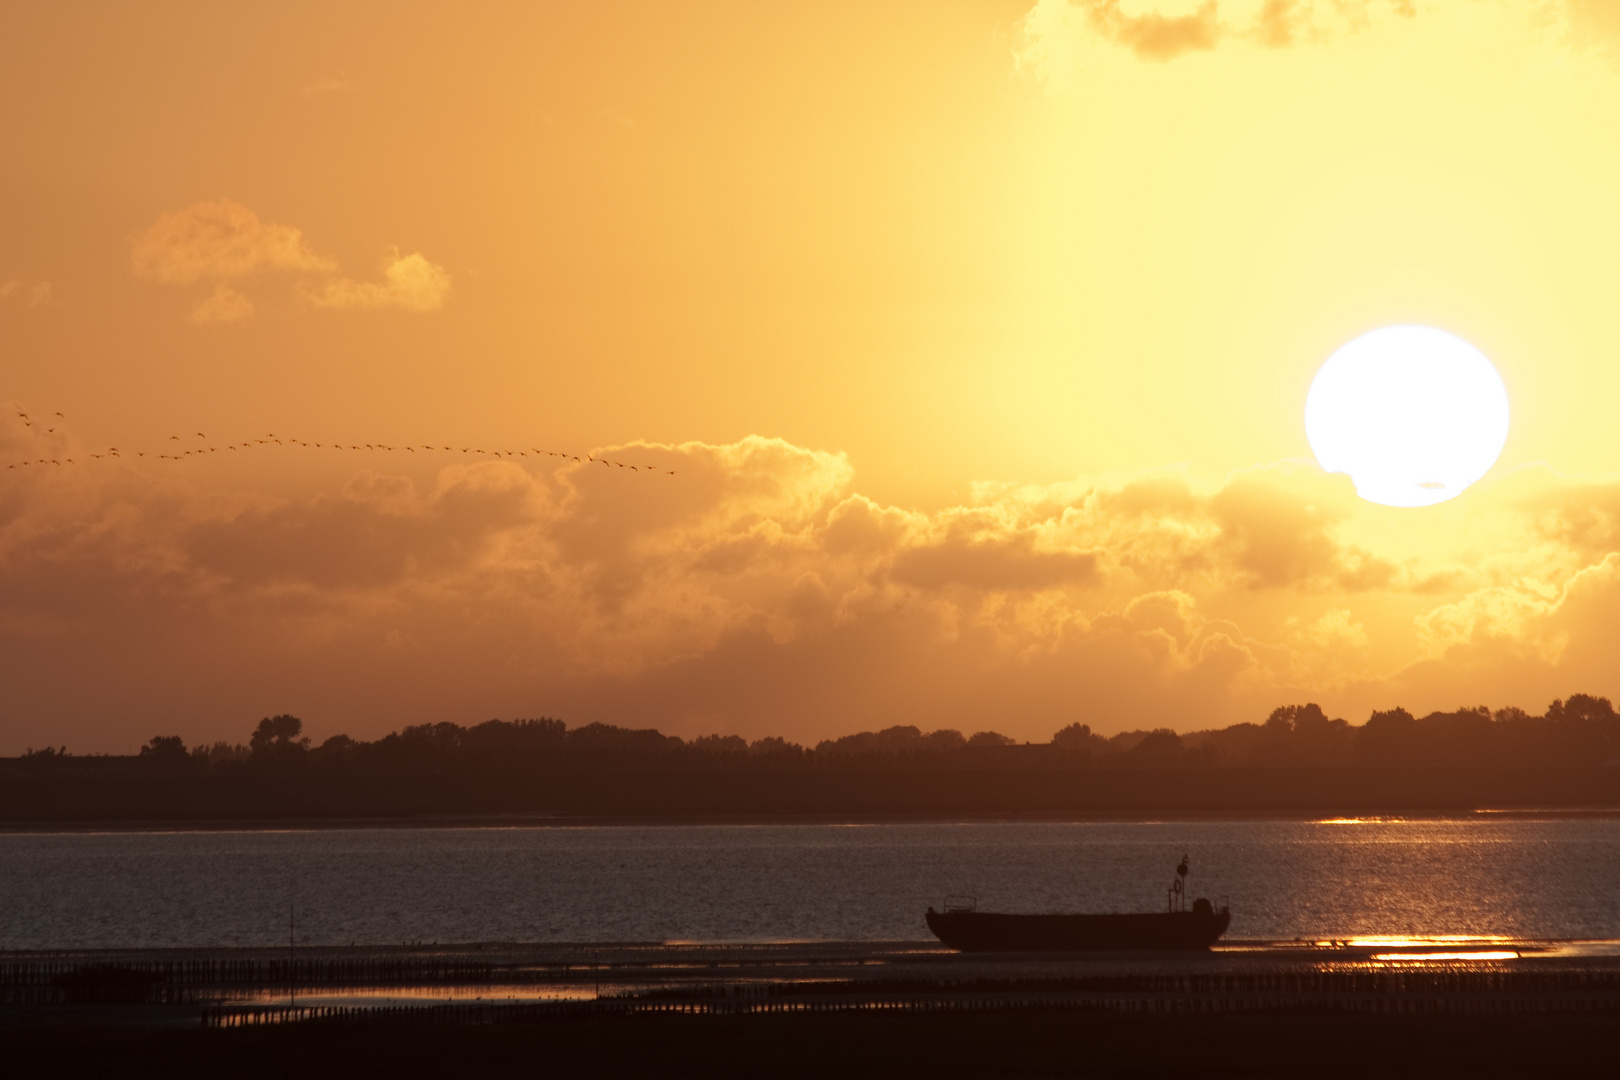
xmin=3 ymin=1009 xmax=1616 ymax=1078
xmin=5 ymin=942 xmax=1619 ymax=1077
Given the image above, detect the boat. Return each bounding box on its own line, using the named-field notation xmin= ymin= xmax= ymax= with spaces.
xmin=925 ymin=855 xmax=1230 ymax=952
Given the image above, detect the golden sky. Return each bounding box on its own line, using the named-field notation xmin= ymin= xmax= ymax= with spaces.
xmin=4 ymin=0 xmax=1620 ymax=752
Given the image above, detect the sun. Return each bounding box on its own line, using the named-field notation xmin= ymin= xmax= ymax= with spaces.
xmin=1304 ymin=326 xmax=1510 ymax=508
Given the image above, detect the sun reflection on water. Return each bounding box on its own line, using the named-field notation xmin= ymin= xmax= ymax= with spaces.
xmin=1368 ymin=951 xmax=1520 ymax=962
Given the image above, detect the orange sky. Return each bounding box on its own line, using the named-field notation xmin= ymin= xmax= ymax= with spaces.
xmin=4 ymin=1 xmax=1620 ymax=753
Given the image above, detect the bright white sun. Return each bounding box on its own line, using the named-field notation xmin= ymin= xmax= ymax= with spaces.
xmin=1305 ymin=326 xmax=1510 ymax=508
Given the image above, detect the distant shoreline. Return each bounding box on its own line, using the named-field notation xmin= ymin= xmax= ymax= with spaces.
xmin=4 ymin=805 xmax=1620 ymax=833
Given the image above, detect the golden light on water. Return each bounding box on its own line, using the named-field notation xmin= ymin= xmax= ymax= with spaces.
xmin=1369 ymin=951 xmax=1520 ymax=962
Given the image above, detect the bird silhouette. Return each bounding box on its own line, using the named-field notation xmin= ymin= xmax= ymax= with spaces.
xmin=196 ymin=432 xmax=206 ymax=438
xmin=55 ymin=412 xmax=64 ymax=418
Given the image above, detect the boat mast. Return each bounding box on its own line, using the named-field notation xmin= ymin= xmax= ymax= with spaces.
xmin=1167 ymin=854 xmax=1189 ymax=913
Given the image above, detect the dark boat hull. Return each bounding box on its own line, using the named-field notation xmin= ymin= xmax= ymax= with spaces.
xmin=926 ymin=908 xmax=1230 ymax=952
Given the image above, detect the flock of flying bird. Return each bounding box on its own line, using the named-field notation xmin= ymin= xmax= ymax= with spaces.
xmin=5 ymin=408 xmax=677 ymax=475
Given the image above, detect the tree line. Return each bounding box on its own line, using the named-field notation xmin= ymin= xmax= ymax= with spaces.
xmin=18 ymin=692 xmax=1607 ymax=775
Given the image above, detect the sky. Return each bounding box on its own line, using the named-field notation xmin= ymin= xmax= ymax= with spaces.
xmin=4 ymin=0 xmax=1620 ymax=753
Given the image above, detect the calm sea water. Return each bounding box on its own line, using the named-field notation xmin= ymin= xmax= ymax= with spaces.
xmin=1 ymin=819 xmax=1616 ymax=951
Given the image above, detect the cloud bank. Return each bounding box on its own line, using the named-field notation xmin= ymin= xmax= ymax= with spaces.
xmin=130 ymin=200 xmax=450 ymax=322
xmin=3 ymin=421 xmax=1618 ymax=752
xmin=1016 ymin=0 xmax=1620 ymax=70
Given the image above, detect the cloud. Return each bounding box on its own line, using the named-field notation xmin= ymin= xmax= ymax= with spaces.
xmin=1017 ymin=0 xmax=1430 ymax=71
xmin=303 ymin=251 xmax=453 ymax=313
xmin=1082 ymin=0 xmax=1222 ymax=61
xmin=131 ymin=200 xmax=450 ymax=321
xmin=1208 ymin=470 xmax=1394 ymax=591
xmin=0 ymin=280 xmax=53 ymax=307
xmin=131 ymin=200 xmax=335 ymax=285
xmin=300 ymin=75 xmax=354 ymax=97
xmin=5 ymin=430 xmax=1620 ymax=751
xmin=1562 ymin=0 xmax=1620 ymax=50
xmin=189 ymin=284 xmax=255 ymax=324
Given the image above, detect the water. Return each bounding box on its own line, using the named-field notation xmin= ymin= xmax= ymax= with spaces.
xmin=1 ymin=818 xmax=1617 ymax=951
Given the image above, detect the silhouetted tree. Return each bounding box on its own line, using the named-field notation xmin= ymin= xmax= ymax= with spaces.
xmin=138 ymin=735 xmax=190 ymax=774
xmin=1052 ymin=723 xmax=1105 ymax=755
xmin=1355 ymin=707 xmax=1417 ymax=766
xmin=249 ymin=714 xmax=310 ymax=769
xmin=1539 ymin=694 xmax=1620 ymax=763
xmin=1120 ymin=729 xmax=1184 ymax=767
xmin=139 ymin=735 xmax=186 ymax=760
xmin=690 ymin=734 xmax=747 ymax=754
